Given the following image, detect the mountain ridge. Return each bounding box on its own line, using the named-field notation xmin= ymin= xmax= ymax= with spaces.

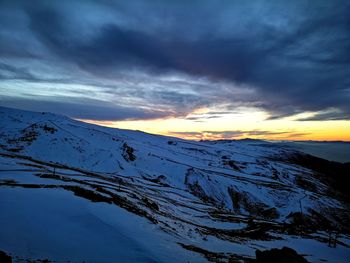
xmin=0 ymin=106 xmax=349 ymax=262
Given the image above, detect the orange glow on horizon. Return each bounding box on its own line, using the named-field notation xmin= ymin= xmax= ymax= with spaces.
xmin=77 ymin=110 xmax=350 ymax=142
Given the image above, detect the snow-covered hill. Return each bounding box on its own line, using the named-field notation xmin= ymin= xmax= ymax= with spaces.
xmin=0 ymin=106 xmax=349 ymax=262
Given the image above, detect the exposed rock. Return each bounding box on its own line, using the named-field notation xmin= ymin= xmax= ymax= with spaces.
xmin=223 ymin=159 xmax=241 ymax=171
xmin=256 ymin=247 xmax=308 ymax=263
xmin=0 ymin=250 xmax=12 ymax=263
xmin=228 ymin=188 xmax=279 ymax=220
xmin=142 ymin=197 xmax=159 ymax=211
xmin=122 ymin=143 xmax=136 ymax=162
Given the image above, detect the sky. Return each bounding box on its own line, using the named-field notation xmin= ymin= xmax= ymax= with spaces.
xmin=0 ymin=0 xmax=350 ymax=141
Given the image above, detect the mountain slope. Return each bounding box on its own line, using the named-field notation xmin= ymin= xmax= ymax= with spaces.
xmin=0 ymin=106 xmax=349 ymax=262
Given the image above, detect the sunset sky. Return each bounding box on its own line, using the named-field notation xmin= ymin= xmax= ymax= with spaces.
xmin=1 ymin=0 xmax=349 ymax=141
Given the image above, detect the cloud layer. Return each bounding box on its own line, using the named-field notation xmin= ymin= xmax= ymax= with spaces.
xmin=169 ymin=130 xmax=310 ymax=140
xmin=0 ymin=0 xmax=349 ymax=121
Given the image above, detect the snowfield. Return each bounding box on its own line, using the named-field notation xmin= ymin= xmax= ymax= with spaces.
xmin=0 ymin=106 xmax=349 ymax=262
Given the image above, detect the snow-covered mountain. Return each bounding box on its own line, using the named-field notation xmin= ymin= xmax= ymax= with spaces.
xmin=0 ymin=106 xmax=349 ymax=262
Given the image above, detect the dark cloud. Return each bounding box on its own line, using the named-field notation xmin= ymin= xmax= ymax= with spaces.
xmin=27 ymin=10 xmax=174 ymax=73
xmin=0 ymin=96 xmax=171 ymax=121
xmin=0 ymin=0 xmax=349 ymax=120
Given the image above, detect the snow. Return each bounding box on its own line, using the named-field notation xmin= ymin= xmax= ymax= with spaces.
xmin=0 ymin=187 xmax=201 ymax=263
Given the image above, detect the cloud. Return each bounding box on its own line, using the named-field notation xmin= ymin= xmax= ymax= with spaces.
xmin=0 ymin=96 xmax=171 ymax=121
xmin=168 ymin=130 xmax=309 ymax=140
xmin=0 ymin=62 xmax=36 ymax=80
xmin=296 ymin=108 xmax=350 ymax=121
xmin=0 ymin=0 xmax=349 ymax=120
